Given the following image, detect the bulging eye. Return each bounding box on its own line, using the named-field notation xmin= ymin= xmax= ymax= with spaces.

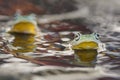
xmin=14 ymin=12 xmax=21 ymax=20
xmin=75 ymin=35 xmax=80 ymax=41
xmin=28 ymin=14 xmax=36 ymax=20
xmin=74 ymin=34 xmax=78 ymax=38
xmin=14 ymin=14 xmax=18 ymax=20
xmin=94 ymin=33 xmax=99 ymax=40
xmin=74 ymin=32 xmax=81 ymax=41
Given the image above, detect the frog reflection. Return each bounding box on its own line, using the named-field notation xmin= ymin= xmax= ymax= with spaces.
xmin=11 ymin=33 xmax=36 ymax=53
xmin=70 ymin=32 xmax=106 ymax=66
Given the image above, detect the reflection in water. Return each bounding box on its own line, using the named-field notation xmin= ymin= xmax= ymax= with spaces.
xmin=11 ymin=33 xmax=36 ymax=53
xmin=73 ymin=49 xmax=98 ymax=66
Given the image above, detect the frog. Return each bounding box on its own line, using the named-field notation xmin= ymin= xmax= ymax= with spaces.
xmin=8 ymin=13 xmax=38 ymax=35
xmin=70 ymin=32 xmax=106 ymax=52
xmin=8 ymin=13 xmax=38 ymax=57
xmin=70 ymin=32 xmax=106 ymax=66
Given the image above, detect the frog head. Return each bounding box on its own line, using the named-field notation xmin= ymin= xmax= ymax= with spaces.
xmin=14 ymin=13 xmax=37 ymax=26
xmin=9 ymin=13 xmax=37 ymax=35
xmin=71 ymin=32 xmax=101 ymax=50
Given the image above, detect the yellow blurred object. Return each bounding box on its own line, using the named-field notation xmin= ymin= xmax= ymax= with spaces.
xmin=72 ymin=42 xmax=98 ymax=50
xmin=73 ymin=49 xmax=98 ymax=66
xmin=74 ymin=49 xmax=98 ymax=62
xmin=12 ymin=33 xmax=36 ymax=53
xmin=9 ymin=22 xmax=36 ymax=35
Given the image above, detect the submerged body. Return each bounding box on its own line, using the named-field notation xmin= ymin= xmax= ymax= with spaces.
xmin=12 ymin=34 xmax=36 ymax=53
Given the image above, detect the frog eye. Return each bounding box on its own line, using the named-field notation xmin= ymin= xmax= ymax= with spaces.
xmin=14 ymin=10 xmax=21 ymax=20
xmin=94 ymin=33 xmax=99 ymax=40
xmin=74 ymin=32 xmax=81 ymax=41
xmin=14 ymin=14 xmax=18 ymax=20
xmin=28 ymin=14 xmax=36 ymax=20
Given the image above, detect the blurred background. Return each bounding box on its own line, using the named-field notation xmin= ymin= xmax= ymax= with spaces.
xmin=0 ymin=0 xmax=120 ymax=15
xmin=0 ymin=0 xmax=120 ymax=32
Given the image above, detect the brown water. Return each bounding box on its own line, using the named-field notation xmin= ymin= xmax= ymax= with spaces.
xmin=0 ymin=24 xmax=119 ymax=80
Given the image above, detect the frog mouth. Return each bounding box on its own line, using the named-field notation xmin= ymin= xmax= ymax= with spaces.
xmin=8 ymin=22 xmax=36 ymax=35
xmin=72 ymin=41 xmax=98 ymax=49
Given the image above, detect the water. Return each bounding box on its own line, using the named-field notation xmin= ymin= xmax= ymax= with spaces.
xmin=0 ymin=0 xmax=120 ymax=80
